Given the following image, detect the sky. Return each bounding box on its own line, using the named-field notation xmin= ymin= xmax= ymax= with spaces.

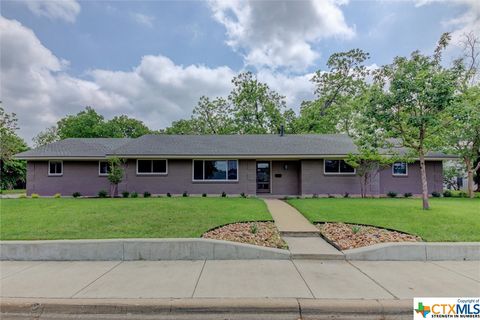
xmin=1 ymin=0 xmax=478 ymax=144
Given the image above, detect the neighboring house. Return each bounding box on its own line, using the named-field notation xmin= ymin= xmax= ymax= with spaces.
xmin=15 ymin=134 xmax=452 ymax=197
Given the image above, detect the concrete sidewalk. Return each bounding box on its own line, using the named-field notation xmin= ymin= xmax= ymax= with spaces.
xmin=1 ymin=260 xmax=478 ymax=299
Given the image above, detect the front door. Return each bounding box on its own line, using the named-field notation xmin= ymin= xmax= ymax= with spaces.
xmin=256 ymin=161 xmax=271 ymax=193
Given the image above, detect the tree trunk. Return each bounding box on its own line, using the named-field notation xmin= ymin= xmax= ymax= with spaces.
xmin=419 ymin=151 xmax=430 ymax=210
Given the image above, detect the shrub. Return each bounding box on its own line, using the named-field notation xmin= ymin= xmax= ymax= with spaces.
xmin=327 ymin=194 xmax=335 ymax=198
xmin=404 ymin=192 xmax=413 ymax=198
xmin=443 ymin=190 xmax=452 ymax=197
xmin=31 ymin=193 xmax=39 ymax=198
xmin=458 ymin=191 xmax=467 ymax=198
xmin=131 ymin=192 xmax=138 ymax=198
xmin=387 ymin=191 xmax=397 ymax=198
xmin=221 ymin=191 xmax=227 ymax=197
xmin=182 ymin=191 xmax=188 ymax=197
xmin=98 ymin=190 xmax=108 ymax=198
xmin=344 ymin=192 xmax=350 ymax=198
xmin=167 ymin=193 xmax=172 ymax=197
xmin=250 ymin=223 xmax=258 ymax=234
xmin=53 ymin=193 xmax=61 ymax=198
xmin=431 ymin=191 xmax=441 ymax=198
xmin=312 ymin=194 xmax=319 ymax=198
xmin=351 ymin=225 xmax=361 ymax=234
xmin=19 ymin=194 xmax=27 ymax=198
xmin=143 ymin=191 xmax=151 ymax=198
xmin=122 ymin=191 xmax=130 ymax=198
xmin=240 ymin=192 xmax=247 ymax=198
xmin=72 ymin=192 xmax=81 ymax=198
xmin=202 ymin=193 xmax=207 ymax=197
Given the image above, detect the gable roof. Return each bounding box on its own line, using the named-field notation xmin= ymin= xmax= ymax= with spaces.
xmin=14 ymin=134 xmax=454 ymax=160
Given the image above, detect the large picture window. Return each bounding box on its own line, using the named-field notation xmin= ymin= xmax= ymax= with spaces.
xmin=137 ymin=159 xmax=168 ymax=175
xmin=193 ymin=160 xmax=238 ymax=181
xmin=392 ymin=162 xmax=408 ymax=176
xmin=324 ymin=160 xmax=355 ymax=174
xmin=48 ymin=160 xmax=63 ymax=176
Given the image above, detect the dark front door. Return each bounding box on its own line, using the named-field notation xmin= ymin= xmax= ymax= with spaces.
xmin=256 ymin=161 xmax=271 ymax=193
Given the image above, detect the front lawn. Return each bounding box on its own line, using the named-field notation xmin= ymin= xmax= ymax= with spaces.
xmin=287 ymin=198 xmax=480 ymax=242
xmin=0 ymin=198 xmax=271 ymax=240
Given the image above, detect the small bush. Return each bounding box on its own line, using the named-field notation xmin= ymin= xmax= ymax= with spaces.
xmin=98 ymin=190 xmax=108 ymax=198
xmin=404 ymin=192 xmax=413 ymax=198
xmin=122 ymin=191 xmax=130 ymax=198
xmin=183 ymin=191 xmax=189 ymax=197
xmin=328 ymin=194 xmax=335 ymax=198
xmin=221 ymin=191 xmax=227 ymax=197
xmin=31 ymin=193 xmax=39 ymax=198
xmin=443 ymin=190 xmax=452 ymax=197
xmin=202 ymin=193 xmax=207 ymax=197
xmin=240 ymin=192 xmax=247 ymax=198
xmin=143 ymin=191 xmax=151 ymax=198
xmin=344 ymin=192 xmax=350 ymax=198
xmin=250 ymin=223 xmax=258 ymax=234
xmin=53 ymin=193 xmax=61 ymax=198
xmin=387 ymin=191 xmax=397 ymax=198
xmin=431 ymin=191 xmax=441 ymax=198
xmin=351 ymin=225 xmax=361 ymax=234
xmin=458 ymin=191 xmax=468 ymax=198
xmin=131 ymin=192 xmax=138 ymax=198
xmin=312 ymin=194 xmax=319 ymax=199
xmin=167 ymin=192 xmax=172 ymax=197
xmin=19 ymin=194 xmax=27 ymax=198
xmin=72 ymin=192 xmax=81 ymax=198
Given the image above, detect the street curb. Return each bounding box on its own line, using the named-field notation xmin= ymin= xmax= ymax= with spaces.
xmin=0 ymin=298 xmax=412 ymax=317
xmin=343 ymin=242 xmax=480 ymax=261
xmin=0 ymin=238 xmax=290 ymax=261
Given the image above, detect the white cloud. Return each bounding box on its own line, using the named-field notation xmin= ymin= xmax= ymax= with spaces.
xmin=414 ymin=0 xmax=479 ymax=42
xmin=131 ymin=12 xmax=155 ymax=28
xmin=209 ymin=0 xmax=354 ymax=71
xmin=23 ymin=0 xmax=80 ymax=23
xmin=1 ymin=16 xmax=314 ymax=144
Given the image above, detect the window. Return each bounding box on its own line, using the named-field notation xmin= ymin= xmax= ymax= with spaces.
xmin=99 ymin=161 xmax=110 ymax=176
xmin=48 ymin=160 xmax=63 ymax=176
xmin=324 ymin=160 xmax=355 ymax=174
xmin=392 ymin=162 xmax=408 ymax=176
xmin=193 ymin=160 xmax=238 ymax=181
xmin=136 ymin=159 xmax=167 ymax=175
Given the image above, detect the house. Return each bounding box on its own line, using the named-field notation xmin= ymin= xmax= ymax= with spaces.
xmin=15 ymin=134 xmax=452 ymax=197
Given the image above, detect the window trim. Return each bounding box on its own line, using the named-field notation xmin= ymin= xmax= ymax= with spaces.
xmin=323 ymin=159 xmax=356 ymax=175
xmin=392 ymin=162 xmax=408 ymax=176
xmin=98 ymin=160 xmax=110 ymax=176
xmin=48 ymin=160 xmax=63 ymax=176
xmin=136 ymin=159 xmax=168 ymax=175
xmin=192 ymin=159 xmax=239 ymax=182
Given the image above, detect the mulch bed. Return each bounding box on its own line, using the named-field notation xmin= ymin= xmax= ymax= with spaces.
xmin=317 ymin=222 xmax=422 ymax=250
xmin=202 ymin=222 xmax=287 ymax=249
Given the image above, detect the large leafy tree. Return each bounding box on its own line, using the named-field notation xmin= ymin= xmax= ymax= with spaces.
xmin=296 ymin=49 xmax=370 ymax=134
xmin=101 ymin=115 xmax=150 ymax=138
xmin=443 ymin=32 xmax=480 ymax=198
xmin=366 ymin=33 xmax=461 ymax=209
xmin=32 ymin=126 xmax=59 ymax=147
xmin=0 ymin=106 xmax=28 ymax=190
xmin=57 ymin=106 xmax=105 ymax=139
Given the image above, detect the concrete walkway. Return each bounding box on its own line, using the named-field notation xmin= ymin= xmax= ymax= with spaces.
xmin=1 ymin=260 xmax=478 ymax=299
xmin=264 ymin=199 xmax=344 ymax=259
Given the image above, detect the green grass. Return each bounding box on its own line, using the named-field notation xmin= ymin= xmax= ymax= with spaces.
xmin=0 ymin=189 xmax=26 ymax=195
xmin=0 ymin=197 xmax=271 ymax=240
xmin=287 ymin=198 xmax=480 ymax=242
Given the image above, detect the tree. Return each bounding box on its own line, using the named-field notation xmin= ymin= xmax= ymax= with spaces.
xmin=443 ymin=85 xmax=480 ymax=198
xmin=443 ymin=162 xmax=465 ymax=191
xmin=229 ymin=72 xmax=294 ymax=134
xmin=57 ymin=106 xmax=105 ymax=139
xmin=163 ymin=119 xmax=197 ymax=134
xmin=102 ymin=115 xmax=151 ymax=138
xmin=32 ymin=126 xmax=59 ymax=147
xmin=296 ymin=49 xmax=370 ymax=134
xmin=0 ymin=105 xmax=28 ymax=190
xmin=366 ymin=33 xmax=461 ymax=209
xmin=107 ymin=157 xmax=124 ymax=197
